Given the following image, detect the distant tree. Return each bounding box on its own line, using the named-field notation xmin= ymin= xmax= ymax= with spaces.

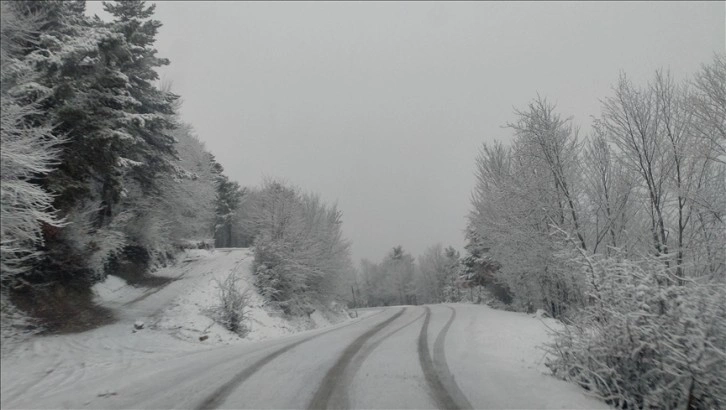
xmin=358 ymin=259 xmax=388 ymax=306
xmin=381 ymin=246 xmax=416 ymax=305
xmin=157 ymin=123 xmax=217 ymax=245
xmin=212 ymin=159 xmax=244 ymax=248
xmin=414 ymin=244 xmax=466 ymax=304
xmin=441 ymin=246 xmax=463 ymax=302
xmin=416 ymin=244 xmax=447 ymax=304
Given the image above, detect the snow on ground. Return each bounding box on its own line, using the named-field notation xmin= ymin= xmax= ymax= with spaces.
xmin=442 ymin=303 xmax=609 ymax=409
xmin=88 ymin=247 xmax=349 ymax=345
xmin=0 ymin=248 xmax=350 ymax=407
xmin=149 ymin=248 xmax=349 ymax=344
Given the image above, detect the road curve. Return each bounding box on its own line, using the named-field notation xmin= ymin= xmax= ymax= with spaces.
xmin=209 ymin=305 xmax=470 ymax=409
xmin=2 ymin=304 xmax=609 ymax=410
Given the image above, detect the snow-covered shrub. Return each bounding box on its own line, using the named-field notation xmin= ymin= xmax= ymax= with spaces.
xmin=546 ymin=252 xmax=726 ymax=409
xmin=206 ymin=272 xmax=250 ymax=336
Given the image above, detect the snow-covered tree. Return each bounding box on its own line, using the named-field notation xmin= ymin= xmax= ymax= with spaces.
xmin=248 ymin=179 xmax=352 ymax=315
xmin=415 ymin=244 xmax=447 ymax=304
xmin=507 ymin=97 xmax=587 ymax=251
xmin=581 ymin=127 xmax=634 ymax=255
xmin=599 ymin=69 xmax=725 ymax=282
xmin=158 ymin=123 xmax=217 ymax=246
xmin=415 ymin=244 xmax=464 ymax=304
xmin=213 ymin=163 xmax=244 ymax=248
xmin=468 ymin=118 xmax=587 ymax=316
xmin=379 ymin=246 xmax=416 ymax=305
xmin=357 ymin=258 xmax=390 ymax=307
xmin=0 ymin=1 xmax=63 ymax=278
xmin=15 ymin=0 xmax=184 ymax=280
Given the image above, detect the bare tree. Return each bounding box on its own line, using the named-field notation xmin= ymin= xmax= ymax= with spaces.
xmin=507 ymin=97 xmax=588 ymax=251
xmin=601 ymin=73 xmax=672 ymax=264
xmin=582 ymin=128 xmax=633 ymax=254
xmin=691 ymin=54 xmax=726 ymax=164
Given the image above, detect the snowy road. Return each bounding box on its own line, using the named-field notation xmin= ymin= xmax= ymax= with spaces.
xmin=3 ymin=303 xmax=607 ymax=409
xmin=1 ymin=251 xmax=605 ymax=410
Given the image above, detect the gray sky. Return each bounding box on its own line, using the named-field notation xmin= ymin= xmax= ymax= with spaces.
xmin=86 ymin=1 xmax=724 ymax=264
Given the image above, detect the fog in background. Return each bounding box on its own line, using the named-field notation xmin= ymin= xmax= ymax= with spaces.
xmin=86 ymin=1 xmax=725 ymax=263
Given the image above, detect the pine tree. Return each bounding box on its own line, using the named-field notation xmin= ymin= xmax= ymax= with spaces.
xmin=6 ymin=1 xmax=180 ymax=280
xmin=212 ymin=159 xmax=244 ymax=248
xmin=101 ymin=1 xmax=178 ymax=192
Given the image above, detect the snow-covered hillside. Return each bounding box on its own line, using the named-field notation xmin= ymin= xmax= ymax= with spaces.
xmin=92 ymin=248 xmax=349 ymax=344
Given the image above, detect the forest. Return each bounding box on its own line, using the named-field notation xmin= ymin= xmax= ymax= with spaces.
xmin=0 ymin=1 xmax=353 ymax=329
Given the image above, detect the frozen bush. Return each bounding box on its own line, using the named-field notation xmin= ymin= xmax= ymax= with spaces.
xmin=546 ymin=252 xmax=726 ymax=409
xmin=207 ymin=272 xmax=250 ymax=337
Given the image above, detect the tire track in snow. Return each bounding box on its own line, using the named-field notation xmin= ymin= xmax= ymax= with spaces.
xmin=418 ymin=305 xmax=471 ymax=410
xmin=196 ymin=308 xmax=391 ymax=410
xmin=307 ymin=307 xmax=406 ymax=410
xmin=433 ymin=306 xmax=473 ymax=409
xmin=323 ymin=307 xmax=427 ymax=409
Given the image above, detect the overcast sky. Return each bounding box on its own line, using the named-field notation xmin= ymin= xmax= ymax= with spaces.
xmin=86 ymin=1 xmax=724 ymax=264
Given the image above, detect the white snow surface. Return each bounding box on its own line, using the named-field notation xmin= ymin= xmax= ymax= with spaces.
xmin=440 ymin=304 xmax=608 ymax=409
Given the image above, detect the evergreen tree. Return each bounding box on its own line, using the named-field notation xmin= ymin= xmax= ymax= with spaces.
xmin=101 ymin=0 xmax=178 ymax=192
xmin=6 ymin=0 xmax=179 ymax=281
xmin=212 ymin=159 xmax=244 ymax=247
